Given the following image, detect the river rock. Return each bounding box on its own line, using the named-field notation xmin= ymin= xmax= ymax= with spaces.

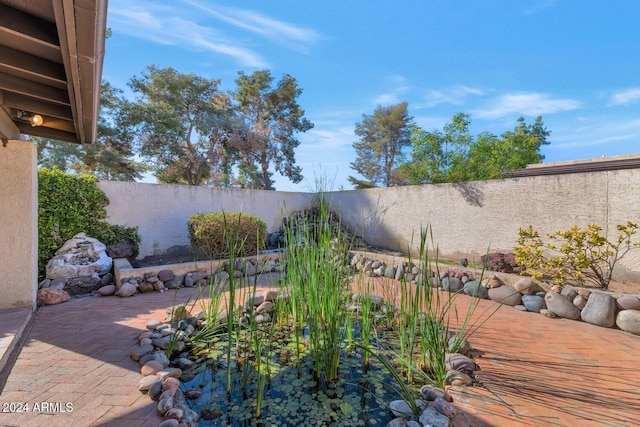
xmin=255 ymin=301 xmax=274 ymax=314
xmin=138 ymin=282 xmax=155 ymax=293
xmin=158 ymin=269 xmax=174 ymax=282
xmin=521 ymin=295 xmax=546 ymax=313
xmin=616 ymin=295 xmax=640 ymax=310
xmin=572 ymin=295 xmax=587 ymax=310
xmin=157 ymin=397 xmax=173 ymax=415
xmin=419 ymin=385 xmax=452 ymax=402
xmin=245 ymin=294 xmax=265 ymax=307
xmin=389 ymin=400 xmax=416 ymax=418
xmin=147 ymin=319 xmax=163 ymax=330
xmin=163 ymin=275 xmax=183 ymax=289
xmin=183 ymin=275 xmax=194 ymax=287
xmin=38 ymin=288 xmax=70 ymax=305
xmin=462 ymin=281 xmax=487 ymax=298
xmin=513 ymin=277 xmax=535 ymax=295
xmin=141 ymin=360 xmax=164 ymax=376
xmin=433 ymin=397 xmax=456 ymax=419
xmin=484 ymin=274 xmax=504 ymax=289
xmin=616 ymin=309 xmax=640 ymax=335
xmin=385 ymin=266 xmax=396 ymax=278
xmin=164 ymin=407 xmax=184 ymax=420
xmin=539 ymin=308 xmax=556 ymax=318
xmin=184 ymin=390 xmax=202 ymax=400
xmin=446 ymin=370 xmax=473 ymax=386
xmin=544 ymin=291 xmax=581 ymax=320
xmin=442 ymin=277 xmax=463 ymax=292
xmin=488 ymin=285 xmax=522 ymax=306
xmin=419 ymin=407 xmax=451 ymax=427
xmin=581 ymin=292 xmax=616 ymax=327
xmin=116 ymin=282 xmax=137 ymax=297
xmin=445 ymin=353 xmax=475 ymax=373
xmin=97 ymin=284 xmax=116 ymax=296
xmin=577 ymin=288 xmax=592 ymax=299
xmin=131 ymin=344 xmax=154 ymax=361
xmin=560 ymin=286 xmax=578 ymax=301
xmin=137 ymin=375 xmax=161 ymax=392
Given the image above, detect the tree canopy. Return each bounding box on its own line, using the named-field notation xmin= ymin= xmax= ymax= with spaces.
xmin=230 ymin=70 xmax=313 ymax=190
xmin=398 ymin=113 xmax=550 ymax=185
xmin=348 ymin=101 xmax=413 ymax=188
xmin=121 ymin=65 xmax=225 ymax=186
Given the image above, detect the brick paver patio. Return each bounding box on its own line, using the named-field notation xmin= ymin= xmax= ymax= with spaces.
xmin=1 ymin=281 xmax=639 ymax=427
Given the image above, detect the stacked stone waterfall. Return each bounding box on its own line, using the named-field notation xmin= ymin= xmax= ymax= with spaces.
xmin=39 ymin=233 xmax=113 ymax=304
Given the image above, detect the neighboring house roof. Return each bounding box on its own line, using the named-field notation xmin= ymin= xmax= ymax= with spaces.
xmin=509 ymin=154 xmax=640 ymax=177
xmin=0 ymin=0 xmax=107 ymax=145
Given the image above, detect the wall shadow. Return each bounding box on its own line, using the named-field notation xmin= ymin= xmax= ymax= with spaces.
xmin=454 ymin=181 xmax=485 ymax=207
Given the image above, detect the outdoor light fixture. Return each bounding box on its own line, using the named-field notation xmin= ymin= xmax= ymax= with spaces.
xmin=30 ymin=114 xmax=43 ymax=127
xmin=15 ymin=110 xmax=44 ymax=127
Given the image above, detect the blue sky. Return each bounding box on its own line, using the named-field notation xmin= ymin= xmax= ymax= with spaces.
xmin=104 ymin=0 xmax=640 ymax=191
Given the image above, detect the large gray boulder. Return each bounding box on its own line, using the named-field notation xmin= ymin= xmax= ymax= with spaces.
xmin=580 ymin=292 xmax=617 ymax=327
xmin=544 ymin=292 xmax=581 ymax=320
xmin=616 ymin=309 xmax=640 ymax=335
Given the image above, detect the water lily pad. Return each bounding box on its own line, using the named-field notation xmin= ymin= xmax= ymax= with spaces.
xmin=340 ymin=401 xmax=354 ymax=416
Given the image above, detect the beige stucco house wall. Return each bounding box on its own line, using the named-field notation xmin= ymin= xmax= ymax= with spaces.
xmin=0 ymin=140 xmax=38 ymax=309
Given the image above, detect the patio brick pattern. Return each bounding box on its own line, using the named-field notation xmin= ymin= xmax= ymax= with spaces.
xmin=1 ymin=281 xmax=639 ymax=426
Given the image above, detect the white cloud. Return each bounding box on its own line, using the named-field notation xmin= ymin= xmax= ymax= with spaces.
xmin=374 ymin=93 xmax=402 ymax=105
xmin=474 ymin=92 xmax=581 ymax=119
xmin=301 ymin=126 xmax=355 ymax=152
xmin=373 ymin=75 xmax=410 ymax=106
xmin=109 ymin=0 xmax=322 ymax=66
xmin=548 ymin=118 xmax=640 ymax=150
xmin=610 ymin=88 xmax=640 ymax=105
xmin=183 ymin=0 xmax=321 ymax=53
xmin=419 ymin=85 xmax=485 ymax=108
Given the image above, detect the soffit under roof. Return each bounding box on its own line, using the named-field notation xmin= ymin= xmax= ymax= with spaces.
xmin=0 ymin=0 xmax=108 ymax=145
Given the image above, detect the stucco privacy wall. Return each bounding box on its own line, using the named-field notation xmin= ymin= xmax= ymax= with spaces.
xmin=327 ymin=169 xmax=640 ymax=282
xmin=98 ymin=181 xmax=310 ymax=257
xmin=0 ymin=140 xmax=37 ymax=309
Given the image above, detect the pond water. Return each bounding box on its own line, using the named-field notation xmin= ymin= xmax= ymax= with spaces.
xmin=181 ymin=324 xmax=412 ymax=426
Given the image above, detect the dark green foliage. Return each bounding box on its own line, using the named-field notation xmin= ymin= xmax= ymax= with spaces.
xmin=231 ymin=70 xmax=314 ymax=190
xmin=400 ymin=114 xmax=551 ymax=184
xmin=38 ymin=167 xmax=140 ymax=278
xmin=349 ymin=101 xmax=413 ymax=188
xmin=188 ymin=212 xmax=267 ymax=259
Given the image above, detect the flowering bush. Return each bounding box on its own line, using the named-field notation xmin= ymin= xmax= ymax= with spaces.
xmin=514 ymin=221 xmax=640 ymax=289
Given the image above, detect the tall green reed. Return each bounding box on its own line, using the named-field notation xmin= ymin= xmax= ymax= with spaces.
xmin=285 ymin=190 xmax=349 ymax=385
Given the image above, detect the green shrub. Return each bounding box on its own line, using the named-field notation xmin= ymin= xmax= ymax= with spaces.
xmin=38 ymin=167 xmax=140 ymax=278
xmin=514 ymin=222 xmax=640 ymax=289
xmin=188 ymin=212 xmax=267 ymax=259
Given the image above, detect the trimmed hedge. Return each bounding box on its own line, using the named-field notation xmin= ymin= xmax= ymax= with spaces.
xmin=38 ymin=167 xmax=140 ymax=279
xmin=188 ymin=212 xmax=267 ymax=260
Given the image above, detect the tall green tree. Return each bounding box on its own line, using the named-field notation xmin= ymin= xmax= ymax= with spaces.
xmin=230 ymin=69 xmax=313 ymax=190
xmin=36 ymin=81 xmax=145 ymax=180
xmin=401 ymin=114 xmax=550 ymax=184
xmin=122 ymin=65 xmax=227 ymax=185
xmin=348 ymin=101 xmax=413 ymax=188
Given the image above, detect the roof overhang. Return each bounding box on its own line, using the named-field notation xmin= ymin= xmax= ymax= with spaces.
xmin=0 ymin=0 xmax=108 ymax=145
